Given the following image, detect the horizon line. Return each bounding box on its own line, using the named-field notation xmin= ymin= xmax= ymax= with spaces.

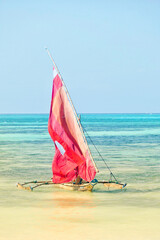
xmin=0 ymin=112 xmax=160 ymax=115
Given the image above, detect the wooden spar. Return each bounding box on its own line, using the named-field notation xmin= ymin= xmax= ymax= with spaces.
xmin=45 ymin=48 xmax=99 ymax=173
xmin=17 ymin=182 xmax=54 ymax=191
xmin=18 ymin=180 xmax=53 ymax=186
xmin=98 ymin=180 xmax=127 ymax=189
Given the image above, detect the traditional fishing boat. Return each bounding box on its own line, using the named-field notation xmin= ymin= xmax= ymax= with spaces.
xmin=17 ymin=49 xmax=127 ymax=192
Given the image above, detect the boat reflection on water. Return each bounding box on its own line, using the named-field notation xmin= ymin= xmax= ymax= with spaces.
xmin=51 ymin=190 xmax=96 ymax=209
xmin=46 ymin=190 xmax=97 ymax=228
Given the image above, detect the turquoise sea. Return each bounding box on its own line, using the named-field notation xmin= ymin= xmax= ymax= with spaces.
xmin=0 ymin=114 xmax=160 ymax=240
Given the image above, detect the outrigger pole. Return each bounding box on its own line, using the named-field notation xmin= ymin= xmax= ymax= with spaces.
xmin=17 ymin=181 xmax=54 ymax=191
xmin=45 ymin=47 xmax=99 ymax=173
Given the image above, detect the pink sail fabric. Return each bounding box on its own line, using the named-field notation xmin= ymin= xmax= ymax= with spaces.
xmin=52 ymin=146 xmax=78 ymax=183
xmin=48 ymin=67 xmax=96 ymax=183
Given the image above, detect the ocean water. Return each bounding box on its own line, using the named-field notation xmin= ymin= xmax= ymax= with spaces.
xmin=0 ymin=114 xmax=160 ymax=240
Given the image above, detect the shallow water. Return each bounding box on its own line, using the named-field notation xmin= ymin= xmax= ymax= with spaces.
xmin=0 ymin=114 xmax=160 ymax=240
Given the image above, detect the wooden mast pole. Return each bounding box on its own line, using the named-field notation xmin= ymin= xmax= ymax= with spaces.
xmin=45 ymin=48 xmax=99 ymax=173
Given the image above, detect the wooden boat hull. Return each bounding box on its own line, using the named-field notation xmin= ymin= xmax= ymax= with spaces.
xmin=55 ymin=179 xmax=98 ymax=192
xmin=16 ymin=179 xmax=126 ymax=191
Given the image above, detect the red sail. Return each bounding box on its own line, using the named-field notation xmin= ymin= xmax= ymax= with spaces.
xmin=52 ymin=146 xmax=78 ymax=183
xmin=48 ymin=67 xmax=96 ymax=183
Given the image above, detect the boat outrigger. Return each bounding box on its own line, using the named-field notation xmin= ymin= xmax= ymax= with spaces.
xmin=17 ymin=49 xmax=127 ymax=192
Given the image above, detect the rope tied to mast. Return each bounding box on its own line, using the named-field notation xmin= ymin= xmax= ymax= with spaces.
xmin=82 ymin=124 xmax=118 ymax=182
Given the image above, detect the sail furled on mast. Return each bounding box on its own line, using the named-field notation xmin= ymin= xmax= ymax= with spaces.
xmin=48 ymin=67 xmax=96 ymax=183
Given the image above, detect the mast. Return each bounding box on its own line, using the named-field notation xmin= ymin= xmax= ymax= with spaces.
xmin=45 ymin=48 xmax=99 ymax=173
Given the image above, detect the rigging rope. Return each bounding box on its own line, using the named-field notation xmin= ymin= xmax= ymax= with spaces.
xmin=82 ymin=124 xmax=118 ymax=182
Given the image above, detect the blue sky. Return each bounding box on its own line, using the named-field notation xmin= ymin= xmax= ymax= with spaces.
xmin=0 ymin=0 xmax=160 ymax=113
